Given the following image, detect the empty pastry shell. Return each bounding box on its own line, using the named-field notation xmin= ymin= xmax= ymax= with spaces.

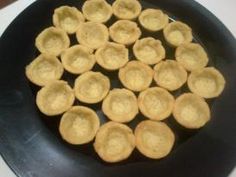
xmin=163 ymin=21 xmax=193 ymax=47
xmin=94 ymin=121 xmax=135 ymax=163
xmin=74 ymin=71 xmax=110 ymax=104
xmin=25 ymin=54 xmax=64 ymax=86
xmin=173 ymin=93 xmax=210 ymax=129
xmin=138 ymin=87 xmax=174 ymax=121
xmin=35 ymin=27 xmax=70 ymax=56
xmin=154 ymin=60 xmax=188 ymax=91
xmin=95 ymin=42 xmax=129 ymax=70
xmin=112 ymin=0 xmax=141 ymax=20
xmin=61 ymin=45 xmax=95 ymax=74
xmin=36 ymin=80 xmax=75 ymax=116
xmin=102 ymin=88 xmax=138 ymax=123
xmin=53 ymin=6 xmax=85 ymax=34
xmin=187 ymin=67 xmax=226 ymax=98
xmin=139 ymin=9 xmax=169 ymax=32
xmin=76 ymin=22 xmax=109 ymax=49
xmin=119 ymin=61 xmax=153 ymax=92
xmin=82 ymin=0 xmax=112 ymax=23
xmin=59 ymin=106 xmax=100 ymax=145
xmin=135 ymin=120 xmax=175 ymax=159
xmin=109 ymin=20 xmax=141 ymax=45
xmin=175 ymin=43 xmax=209 ymax=71
xmin=133 ymin=37 xmax=166 ymax=65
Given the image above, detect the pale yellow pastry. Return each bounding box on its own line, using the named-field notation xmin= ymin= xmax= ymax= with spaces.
xmin=154 ymin=60 xmax=188 ymax=91
xmin=175 ymin=43 xmax=209 ymax=71
xmin=95 ymin=42 xmax=129 ymax=70
xmin=135 ymin=120 xmax=175 ymax=159
xmin=187 ymin=67 xmax=226 ymax=98
xmin=35 ymin=27 xmax=70 ymax=56
xmin=59 ymin=106 xmax=100 ymax=145
xmin=102 ymin=89 xmax=138 ymax=123
xmin=112 ymin=0 xmax=141 ymax=20
xmin=94 ymin=121 xmax=135 ymax=163
xmin=36 ymin=81 xmax=75 ymax=116
xmin=109 ymin=20 xmax=141 ymax=45
xmin=61 ymin=45 xmax=95 ymax=74
xmin=163 ymin=21 xmax=193 ymax=47
xmin=25 ymin=54 xmax=64 ymax=86
xmin=139 ymin=9 xmax=169 ymax=32
xmin=82 ymin=0 xmax=112 ymax=23
xmin=173 ymin=93 xmax=210 ymax=129
xmin=133 ymin=37 xmax=165 ymax=65
xmin=53 ymin=6 xmax=85 ymax=34
xmin=76 ymin=22 xmax=109 ymax=49
xmin=138 ymin=87 xmax=174 ymax=121
xmin=119 ymin=61 xmax=153 ymax=92
xmin=74 ymin=71 xmax=110 ymax=104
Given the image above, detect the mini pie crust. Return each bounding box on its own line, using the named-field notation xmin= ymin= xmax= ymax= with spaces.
xmin=173 ymin=93 xmax=210 ymax=129
xmin=187 ymin=67 xmax=226 ymax=98
xmin=109 ymin=20 xmax=141 ymax=45
xmin=94 ymin=121 xmax=135 ymax=163
xmin=59 ymin=106 xmax=100 ymax=145
xmin=76 ymin=22 xmax=109 ymax=49
xmin=112 ymin=0 xmax=141 ymax=20
xmin=135 ymin=120 xmax=175 ymax=159
xmin=138 ymin=87 xmax=174 ymax=121
xmin=139 ymin=9 xmax=169 ymax=32
xmin=102 ymin=88 xmax=138 ymax=123
xmin=53 ymin=6 xmax=85 ymax=34
xmin=35 ymin=27 xmax=70 ymax=56
xmin=61 ymin=45 xmax=95 ymax=74
xmin=175 ymin=43 xmax=209 ymax=71
xmin=154 ymin=60 xmax=188 ymax=91
xmin=95 ymin=42 xmax=129 ymax=70
xmin=25 ymin=54 xmax=64 ymax=86
xmin=74 ymin=71 xmax=110 ymax=104
xmin=163 ymin=21 xmax=193 ymax=47
xmin=82 ymin=0 xmax=112 ymax=23
xmin=119 ymin=61 xmax=153 ymax=92
xmin=133 ymin=37 xmax=166 ymax=65
xmin=36 ymin=80 xmax=75 ymax=116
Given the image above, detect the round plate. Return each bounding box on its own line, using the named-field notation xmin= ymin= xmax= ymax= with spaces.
xmin=0 ymin=0 xmax=236 ymax=177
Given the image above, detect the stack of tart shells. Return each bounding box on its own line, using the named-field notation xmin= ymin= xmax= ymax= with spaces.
xmin=25 ymin=0 xmax=226 ymax=163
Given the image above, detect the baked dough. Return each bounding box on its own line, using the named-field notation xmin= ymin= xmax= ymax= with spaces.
xmin=133 ymin=37 xmax=165 ymax=65
xmin=95 ymin=42 xmax=129 ymax=70
xmin=94 ymin=121 xmax=135 ymax=162
xmin=175 ymin=43 xmax=209 ymax=71
xmin=36 ymin=81 xmax=75 ymax=116
xmin=74 ymin=71 xmax=110 ymax=104
xmin=163 ymin=21 xmax=193 ymax=47
xmin=135 ymin=120 xmax=175 ymax=159
xmin=187 ymin=67 xmax=226 ymax=98
xmin=119 ymin=61 xmax=153 ymax=92
xmin=25 ymin=54 xmax=64 ymax=86
xmin=82 ymin=0 xmax=112 ymax=23
xmin=112 ymin=0 xmax=141 ymax=20
xmin=59 ymin=106 xmax=100 ymax=145
xmin=139 ymin=9 xmax=169 ymax=32
xmin=61 ymin=45 xmax=95 ymax=74
xmin=102 ymin=88 xmax=138 ymax=123
xmin=35 ymin=27 xmax=70 ymax=56
xmin=138 ymin=87 xmax=174 ymax=121
xmin=53 ymin=6 xmax=85 ymax=34
xmin=154 ymin=60 xmax=188 ymax=91
xmin=76 ymin=22 xmax=109 ymax=49
xmin=173 ymin=93 xmax=210 ymax=129
xmin=109 ymin=20 xmax=141 ymax=45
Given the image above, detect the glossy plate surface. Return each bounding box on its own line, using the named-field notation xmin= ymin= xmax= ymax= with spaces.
xmin=0 ymin=0 xmax=236 ymax=177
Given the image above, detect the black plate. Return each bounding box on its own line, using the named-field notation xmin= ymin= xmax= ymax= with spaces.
xmin=0 ymin=0 xmax=236 ymax=177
